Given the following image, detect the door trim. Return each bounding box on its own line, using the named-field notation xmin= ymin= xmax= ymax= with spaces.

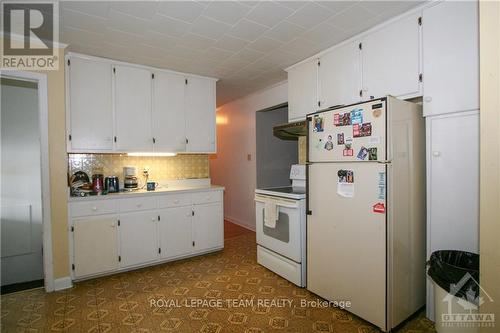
xmin=1 ymin=70 xmax=54 ymax=292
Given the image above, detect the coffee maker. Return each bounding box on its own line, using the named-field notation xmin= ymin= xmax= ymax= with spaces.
xmin=123 ymin=166 xmax=138 ymax=191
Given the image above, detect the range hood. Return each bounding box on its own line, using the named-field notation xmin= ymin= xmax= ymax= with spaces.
xmin=273 ymin=120 xmax=307 ymax=140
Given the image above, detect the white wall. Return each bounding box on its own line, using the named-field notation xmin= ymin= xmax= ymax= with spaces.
xmin=210 ymin=82 xmax=287 ymax=230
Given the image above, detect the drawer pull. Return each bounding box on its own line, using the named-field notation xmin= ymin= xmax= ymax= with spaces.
xmin=136 ymin=203 xmax=142 ymax=208
xmin=92 ymin=206 xmax=98 ymax=211
xmin=205 ymin=196 xmax=210 ymax=201
xmin=173 ymin=199 xmax=180 ymax=204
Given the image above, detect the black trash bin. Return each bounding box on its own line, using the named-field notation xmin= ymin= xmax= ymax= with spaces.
xmin=428 ymin=250 xmax=480 ymax=332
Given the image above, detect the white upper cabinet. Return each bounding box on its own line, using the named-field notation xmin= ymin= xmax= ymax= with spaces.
xmin=152 ymin=72 xmax=187 ymax=152
xmin=318 ymin=41 xmax=362 ymax=109
xmin=422 ymin=1 xmax=479 ymax=116
xmin=287 ymin=59 xmax=318 ymax=121
xmin=114 ymin=65 xmax=153 ymax=152
xmin=67 ymin=56 xmax=113 ymax=152
xmin=361 ymin=13 xmax=421 ymax=100
xmin=185 ymin=77 xmax=216 ymax=153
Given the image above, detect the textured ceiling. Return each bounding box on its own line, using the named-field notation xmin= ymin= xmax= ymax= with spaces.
xmin=59 ymin=1 xmax=423 ymax=106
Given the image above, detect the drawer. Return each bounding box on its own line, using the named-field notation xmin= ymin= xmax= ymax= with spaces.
xmin=192 ymin=191 xmax=222 ymax=205
xmin=158 ymin=193 xmax=192 ymax=208
xmin=70 ymin=200 xmax=117 ymax=217
xmin=118 ymin=196 xmax=157 ymax=212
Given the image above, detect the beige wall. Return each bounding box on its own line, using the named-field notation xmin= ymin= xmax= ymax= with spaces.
xmin=40 ymin=48 xmax=70 ymax=279
xmin=479 ymin=0 xmax=500 ymax=330
xmin=210 ymin=82 xmax=287 ymax=230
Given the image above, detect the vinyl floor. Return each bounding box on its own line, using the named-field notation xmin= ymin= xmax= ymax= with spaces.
xmin=0 ymin=222 xmax=435 ymax=333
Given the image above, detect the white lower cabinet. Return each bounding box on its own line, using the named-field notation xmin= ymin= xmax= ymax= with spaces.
xmin=70 ymin=189 xmax=224 ymax=280
xmin=118 ymin=211 xmax=159 ymax=267
xmin=159 ymin=206 xmax=193 ymax=259
xmin=73 ymin=215 xmax=119 ymax=278
xmin=193 ymin=203 xmax=223 ymax=252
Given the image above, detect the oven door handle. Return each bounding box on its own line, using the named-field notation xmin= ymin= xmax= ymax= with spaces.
xmin=254 ymin=196 xmax=299 ymax=209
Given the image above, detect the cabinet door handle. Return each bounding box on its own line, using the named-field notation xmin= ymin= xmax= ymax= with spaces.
xmin=110 ymin=223 xmax=116 ymax=228
xmin=432 ymin=151 xmax=441 ymax=157
xmin=186 ymin=212 xmax=192 ymax=217
xmin=424 ymin=96 xmax=432 ymax=103
xmin=151 ymin=218 xmax=156 ymax=222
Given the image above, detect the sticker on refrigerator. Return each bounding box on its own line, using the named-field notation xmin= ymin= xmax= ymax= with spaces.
xmin=351 ymin=108 xmax=363 ymax=125
xmin=344 ymin=136 xmax=353 ymax=149
xmin=337 ymin=133 xmax=344 ymax=145
xmin=356 ymin=146 xmax=369 ymax=160
xmin=324 ymin=135 xmax=334 ymax=151
xmin=335 ymin=112 xmax=351 ymax=126
xmin=368 ymin=148 xmax=378 ymax=160
xmin=372 ymin=202 xmax=385 ymax=214
xmin=378 ymin=172 xmax=386 ymax=200
xmin=337 ymin=169 xmax=354 ymax=198
xmin=337 ymin=169 xmax=354 ymax=183
xmin=372 ymin=109 xmax=382 ymax=118
xmin=313 ymin=115 xmax=324 ymax=132
xmin=353 ymin=122 xmax=372 ymax=137
xmin=343 ymin=148 xmax=353 ymax=156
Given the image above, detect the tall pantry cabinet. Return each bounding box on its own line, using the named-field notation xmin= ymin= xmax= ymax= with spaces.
xmin=422 ymin=0 xmax=479 ymax=321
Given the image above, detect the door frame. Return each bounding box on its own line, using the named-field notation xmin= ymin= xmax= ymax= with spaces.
xmin=0 ymin=69 xmax=54 ymax=292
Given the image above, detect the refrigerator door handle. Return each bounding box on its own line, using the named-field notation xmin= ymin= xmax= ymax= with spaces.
xmin=377 ymin=160 xmax=392 ymax=164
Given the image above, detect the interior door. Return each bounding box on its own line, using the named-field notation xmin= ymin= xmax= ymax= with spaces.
xmin=158 ymin=206 xmax=193 ymax=259
xmin=73 ymin=215 xmax=118 ymax=277
xmin=68 ymin=56 xmax=113 ymax=151
xmin=152 ymin=71 xmax=187 ymax=152
xmin=318 ymin=41 xmax=361 ymax=108
xmin=185 ymin=77 xmax=216 ymax=153
xmin=361 ymin=13 xmax=421 ymax=99
xmin=119 ymin=211 xmax=158 ymax=267
xmin=193 ymin=203 xmax=223 ymax=252
xmin=307 ymin=162 xmax=387 ymax=330
xmin=114 ymin=65 xmax=153 ymax=151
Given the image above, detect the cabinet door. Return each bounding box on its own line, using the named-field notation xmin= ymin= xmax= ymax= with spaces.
xmin=185 ymin=77 xmax=216 ymax=153
xmin=114 ymin=65 xmax=153 ymax=151
xmin=193 ymin=203 xmax=223 ymax=252
xmin=318 ymin=42 xmax=361 ymax=108
xmin=288 ymin=59 xmax=318 ymax=121
xmin=422 ymin=1 xmax=479 ymax=116
xmin=158 ymin=206 xmax=193 ymax=259
xmin=118 ymin=211 xmax=158 ymax=267
xmin=361 ymin=13 xmax=421 ymax=100
xmin=68 ymin=56 xmax=113 ymax=151
xmin=73 ymin=215 xmax=118 ymax=277
xmin=152 ymin=72 xmax=187 ymax=152
xmin=428 ymin=112 xmax=479 ymax=254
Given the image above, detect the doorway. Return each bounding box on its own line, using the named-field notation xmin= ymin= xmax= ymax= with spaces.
xmin=1 ymin=72 xmax=52 ymax=293
xmin=256 ymin=103 xmax=298 ymax=188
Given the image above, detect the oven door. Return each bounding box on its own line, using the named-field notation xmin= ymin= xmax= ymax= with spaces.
xmin=255 ymin=194 xmax=302 ymax=262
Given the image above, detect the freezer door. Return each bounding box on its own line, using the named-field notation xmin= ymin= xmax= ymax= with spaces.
xmin=308 ymin=99 xmax=386 ymax=162
xmin=307 ymin=162 xmax=387 ymax=330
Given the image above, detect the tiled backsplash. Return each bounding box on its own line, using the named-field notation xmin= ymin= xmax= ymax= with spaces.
xmin=298 ymin=136 xmax=306 ymax=165
xmin=68 ymin=154 xmax=209 ymax=181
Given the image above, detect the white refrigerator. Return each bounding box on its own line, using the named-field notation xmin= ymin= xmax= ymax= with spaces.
xmin=306 ymin=97 xmax=426 ymax=332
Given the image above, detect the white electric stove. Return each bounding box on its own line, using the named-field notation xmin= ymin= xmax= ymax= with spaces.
xmin=254 ymin=164 xmax=307 ymax=287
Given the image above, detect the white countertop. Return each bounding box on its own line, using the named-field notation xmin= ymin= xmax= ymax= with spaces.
xmin=68 ymin=184 xmax=224 ymax=202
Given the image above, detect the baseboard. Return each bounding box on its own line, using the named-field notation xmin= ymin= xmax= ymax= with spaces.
xmin=53 ymin=277 xmax=72 ymax=291
xmin=225 ymin=216 xmax=256 ymax=231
